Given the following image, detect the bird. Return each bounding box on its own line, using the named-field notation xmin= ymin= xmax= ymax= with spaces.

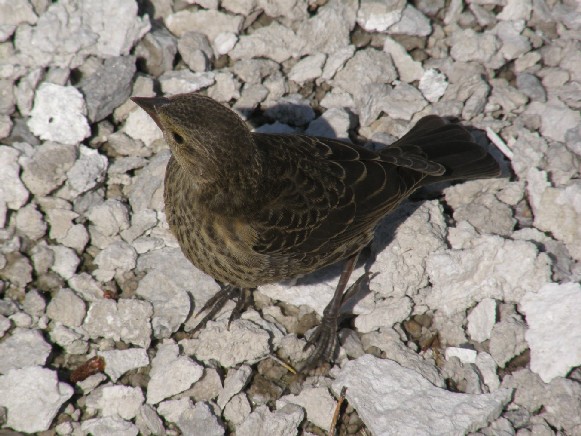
xmin=132 ymin=93 xmax=501 ymax=369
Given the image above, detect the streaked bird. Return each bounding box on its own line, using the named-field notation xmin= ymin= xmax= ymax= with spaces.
xmin=132 ymin=93 xmax=501 ymax=369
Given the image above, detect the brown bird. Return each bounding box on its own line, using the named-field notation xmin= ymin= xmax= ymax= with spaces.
xmin=132 ymin=93 xmax=500 ymax=369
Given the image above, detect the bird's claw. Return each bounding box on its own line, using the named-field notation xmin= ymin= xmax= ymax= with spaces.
xmin=301 ymin=314 xmax=339 ymax=371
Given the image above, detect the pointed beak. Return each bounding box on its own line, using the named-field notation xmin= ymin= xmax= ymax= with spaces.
xmin=131 ymin=96 xmax=171 ymax=129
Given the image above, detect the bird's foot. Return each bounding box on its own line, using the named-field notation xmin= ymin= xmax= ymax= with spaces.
xmin=190 ymin=285 xmax=250 ymax=334
xmin=301 ymin=312 xmax=339 ymax=371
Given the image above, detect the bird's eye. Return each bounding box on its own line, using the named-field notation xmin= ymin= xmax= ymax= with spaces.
xmin=172 ymin=132 xmax=184 ymax=144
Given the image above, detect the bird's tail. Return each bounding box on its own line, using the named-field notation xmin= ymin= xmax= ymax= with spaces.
xmin=380 ymin=115 xmax=501 ymax=185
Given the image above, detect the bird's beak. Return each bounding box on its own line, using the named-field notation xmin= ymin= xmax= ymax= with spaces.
xmin=131 ymin=96 xmax=171 ymax=129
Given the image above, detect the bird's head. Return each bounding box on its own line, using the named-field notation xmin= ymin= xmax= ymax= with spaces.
xmin=131 ymin=93 xmax=260 ymax=186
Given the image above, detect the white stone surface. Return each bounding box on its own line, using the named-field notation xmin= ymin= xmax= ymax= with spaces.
xmin=147 ymin=341 xmax=203 ymax=404
xmin=419 ymin=68 xmax=448 ymax=102
xmin=66 ymin=145 xmax=109 ymax=196
xmin=157 ymin=399 xmax=224 ymax=436
xmin=86 ymin=385 xmax=145 ymax=420
xmin=218 ymin=365 xmax=252 ymax=408
xmin=445 ymin=347 xmax=477 ymax=364
xmin=0 ymin=366 xmax=73 ymax=433
xmin=467 ymin=298 xmax=497 ymax=343
xmin=383 ymin=37 xmax=424 ymax=83
xmin=288 ymin=53 xmax=326 ymax=84
xmin=277 ymin=387 xmax=336 ymax=430
xmin=181 ymin=319 xmax=271 ymax=367
xmin=28 ymin=83 xmax=90 ymax=145
xmin=520 ymin=282 xmax=581 ymax=383
xmin=332 ymin=355 xmax=513 ymax=435
xmin=0 ymin=146 xmax=28 ymax=211
xmin=357 ymin=0 xmax=405 ymax=32
xmin=80 ymin=416 xmax=139 ymax=436
xmin=237 ymin=404 xmax=304 ymax=436
xmin=0 ymin=328 xmax=52 ymax=373
xmin=124 ymin=107 xmax=164 ymax=147
xmin=99 ymin=348 xmax=150 ymax=382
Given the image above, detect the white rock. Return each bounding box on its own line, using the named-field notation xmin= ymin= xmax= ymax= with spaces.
xmin=46 ymin=288 xmax=86 ymax=327
xmin=86 ymin=385 xmax=145 ymax=420
xmin=50 ymin=245 xmax=80 ymax=280
xmin=0 ymin=367 xmax=73 ymax=433
xmin=180 ymin=319 xmax=270 ymax=367
xmin=44 ymin=206 xmax=89 ymax=252
xmin=449 ymin=28 xmax=499 ymax=64
xmin=218 ymin=365 xmax=252 ymax=408
xmin=305 ymin=107 xmax=354 ymax=140
xmin=93 ymin=240 xmax=137 ymax=282
xmin=98 ymin=348 xmax=149 ymax=382
xmin=475 ymin=352 xmax=500 ymax=391
xmin=445 ymin=347 xmax=477 ymax=364
xmin=332 ymin=355 xmax=512 ymax=435
xmin=0 ymin=146 xmax=28 ymax=211
xmin=230 ymin=22 xmax=302 ymax=63
xmin=158 ymin=399 xmax=224 ymax=436
xmin=207 ymin=71 xmax=240 ymax=102
xmin=498 ymin=0 xmax=532 ymax=21
xmin=87 ymin=200 xmax=131 ymax=238
xmin=68 ymin=272 xmax=104 ymax=301
xmin=520 ymin=282 xmax=581 ymax=383
xmin=383 ymin=37 xmax=424 ymax=83
xmin=0 ymin=315 xmax=10 ymax=338
xmin=467 ymin=298 xmax=497 ymax=343
xmin=20 ymin=142 xmax=77 ymax=197
xmin=28 ymin=83 xmax=90 ymax=145
xmin=357 ymin=0 xmax=405 ymax=32
xmin=66 ymin=145 xmax=108 ymax=196
xmin=0 ymin=0 xmax=37 ymax=28
xmin=223 ymin=393 xmax=251 ymax=425
xmin=135 ymin=404 xmax=165 ymax=436
xmin=83 ymin=299 xmax=153 ymax=348
xmin=49 ymin=324 xmax=88 ymax=355
xmin=489 ymin=314 xmax=527 ymax=368
xmin=288 ymin=53 xmax=327 ymax=84
xmin=387 ymin=4 xmax=431 ymax=36
xmin=14 ymin=203 xmax=46 ymax=240
xmin=321 ymin=45 xmax=355 ymax=81
xmin=277 ymin=387 xmax=336 ymax=430
xmin=166 ymin=9 xmax=243 ymax=41
xmin=213 ymin=31 xmax=238 ymax=55
xmin=419 ymin=68 xmax=448 ymax=102
xmin=426 ymin=235 xmax=551 ymax=315
xmin=146 ymin=341 xmax=203 ymax=404
xmin=159 ymin=70 xmax=215 ymax=95
xmin=124 ymin=107 xmax=164 ymax=147
xmin=354 ymin=296 xmax=413 ymax=333
xmin=237 ymin=404 xmax=304 ymax=436
xmin=0 ymin=328 xmax=52 ymax=373
xmin=526 ymin=98 xmax=581 ymax=143
xmin=80 ymin=416 xmax=138 ymax=436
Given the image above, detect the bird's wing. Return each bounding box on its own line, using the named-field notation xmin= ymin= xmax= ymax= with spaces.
xmin=249 ymin=133 xmax=428 ymax=258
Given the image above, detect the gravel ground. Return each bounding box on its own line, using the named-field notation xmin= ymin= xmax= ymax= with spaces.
xmin=1 ymin=0 xmax=580 ymax=435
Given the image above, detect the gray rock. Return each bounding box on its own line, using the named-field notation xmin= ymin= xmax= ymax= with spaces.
xmin=20 ymin=141 xmax=77 ymax=196
xmin=98 ymin=348 xmax=149 ymax=382
xmin=27 ymin=83 xmax=90 ymax=145
xmin=159 ymin=70 xmax=215 ymax=95
xmin=189 ymin=368 xmax=223 ymax=402
xmin=498 ymin=0 xmax=532 ymax=21
xmin=358 ymin=82 xmax=427 ymax=125
xmin=419 ymin=68 xmax=448 ymax=102
xmin=332 ymin=355 xmax=513 ymax=435
xmin=42 ymin=201 xmax=89 ymax=252
xmin=222 ymin=0 xmax=257 ymax=15
xmin=180 ymin=319 xmax=271 ymax=367
xmin=354 ymin=296 xmax=412 ymax=333
xmin=489 ymin=313 xmax=527 ymax=368
xmin=0 ymin=79 xmax=15 ymax=115
xmin=0 ymin=0 xmax=37 ymax=31
xmin=0 ymin=366 xmax=73 ymax=433
xmin=237 ymin=404 xmax=304 ymax=436
xmin=217 ymin=365 xmax=252 ymax=408
xmin=520 ymin=282 xmax=581 ymax=383
xmin=83 ymin=299 xmax=152 ymax=347
xmin=541 ymin=377 xmax=581 ymax=434
xmin=332 ymin=48 xmax=397 ymax=98
xmin=135 ymin=27 xmax=177 ymax=77
xmin=223 ymin=393 xmax=251 ymax=425
xmin=49 ymin=324 xmax=88 ymax=355
xmin=14 ymin=203 xmax=46 ymax=240
xmin=305 ymin=108 xmax=354 ymax=140
xmin=135 ymin=404 xmax=166 ymax=436
xmin=93 ymin=240 xmax=137 ymax=282
xmin=388 ymin=4 xmax=431 ymax=36
xmin=146 ymin=342 xmax=203 ymax=404
xmin=22 ymin=289 xmax=46 ymax=319
xmin=321 ymin=45 xmax=355 ymax=81
xmin=86 ymin=385 xmax=145 ymax=420
xmin=264 ymin=94 xmax=315 ymax=126
xmin=230 ymin=22 xmax=302 ymax=63
xmin=124 ymin=108 xmax=164 ymax=148
xmin=80 ymin=416 xmax=139 ymax=436
xmin=166 ymin=9 xmax=243 ymax=41
xmin=383 ymin=37 xmax=424 ymax=83
xmin=495 ymin=20 xmax=531 ymax=61
xmin=277 ymin=387 xmax=336 ymax=430
xmin=357 ymin=0 xmax=405 ymax=32
xmin=232 ymin=59 xmax=280 ymax=84
xmin=65 ymin=145 xmax=108 ymax=196
xmin=213 ymin=31 xmax=238 ymax=56
xmin=516 ymin=72 xmax=546 ymax=102
xmin=177 ymin=32 xmax=213 ymax=73
xmin=525 ymin=98 xmax=581 ymax=143
xmin=158 ymin=399 xmax=224 ymax=436
xmin=87 ymin=199 xmax=131 ymax=238
xmin=125 ymin=150 xmax=169 ymax=213
xmin=46 ymin=288 xmax=86 ymax=327
xmin=207 ymin=71 xmax=241 ymax=102
xmin=0 ymin=146 xmax=28 ymax=211
xmin=449 ymin=29 xmax=499 ymax=64
xmin=79 ymin=56 xmax=136 ymax=122
xmin=68 ymin=272 xmax=104 ymax=302
xmin=288 ymin=54 xmax=326 ymax=84
xmin=49 ymin=245 xmax=80 ymax=280
xmin=0 ymin=328 xmax=52 ymax=373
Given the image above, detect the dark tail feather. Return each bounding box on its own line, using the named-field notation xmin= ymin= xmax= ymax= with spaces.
xmin=381 ymin=115 xmax=501 ymax=185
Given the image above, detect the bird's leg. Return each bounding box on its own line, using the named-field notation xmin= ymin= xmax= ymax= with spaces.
xmin=190 ymin=284 xmax=247 ymax=334
xmin=302 ymin=252 xmax=360 ymax=370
